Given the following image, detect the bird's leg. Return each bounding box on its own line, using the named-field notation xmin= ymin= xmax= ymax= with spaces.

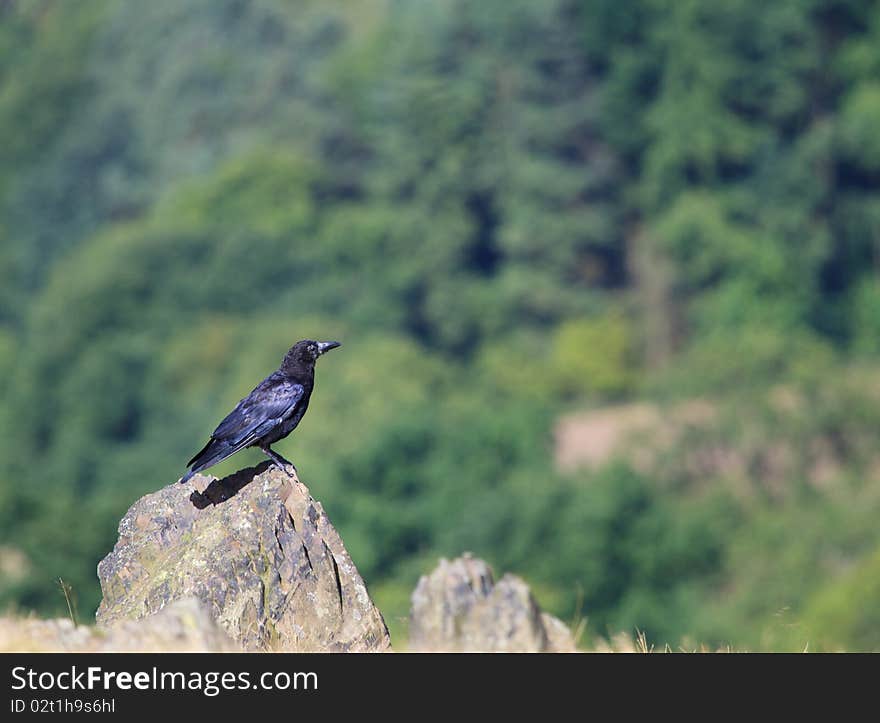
xmin=261 ymin=445 xmax=297 ymax=476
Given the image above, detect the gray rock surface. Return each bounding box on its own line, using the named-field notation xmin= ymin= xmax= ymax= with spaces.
xmin=409 ymin=554 xmax=577 ymax=652
xmin=96 ymin=462 xmax=390 ymax=652
xmin=0 ymin=598 xmax=236 ymax=652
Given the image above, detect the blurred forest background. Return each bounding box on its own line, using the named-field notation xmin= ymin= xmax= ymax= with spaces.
xmin=3 ymin=0 xmax=880 ymax=651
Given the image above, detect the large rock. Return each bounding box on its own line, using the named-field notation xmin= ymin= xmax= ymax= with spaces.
xmin=409 ymin=554 xmax=576 ymax=652
xmin=0 ymin=598 xmax=237 ymax=652
xmin=97 ymin=462 xmax=390 ymax=652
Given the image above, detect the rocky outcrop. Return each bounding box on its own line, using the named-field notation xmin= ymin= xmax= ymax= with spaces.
xmin=0 ymin=598 xmax=236 ymax=652
xmin=96 ymin=462 xmax=390 ymax=652
xmin=408 ymin=554 xmax=577 ymax=652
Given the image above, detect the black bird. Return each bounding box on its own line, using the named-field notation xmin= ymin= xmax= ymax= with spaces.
xmin=179 ymin=339 xmax=341 ymax=484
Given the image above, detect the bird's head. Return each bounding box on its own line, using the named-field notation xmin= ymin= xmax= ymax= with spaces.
xmin=282 ymin=339 xmax=341 ymax=371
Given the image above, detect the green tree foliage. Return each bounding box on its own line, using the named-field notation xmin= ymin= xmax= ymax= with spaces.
xmin=551 ymin=314 xmax=637 ymax=398
xmin=3 ymin=0 xmax=880 ymax=649
xmin=801 ymin=545 xmax=880 ymax=650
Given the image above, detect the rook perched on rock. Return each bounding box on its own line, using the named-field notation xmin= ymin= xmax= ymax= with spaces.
xmin=180 ymin=339 xmax=340 ymax=484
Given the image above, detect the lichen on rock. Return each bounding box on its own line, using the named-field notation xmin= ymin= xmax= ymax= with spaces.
xmin=96 ymin=462 xmax=390 ymax=652
xmin=408 ymin=553 xmax=576 ymax=652
xmin=0 ymin=598 xmax=236 ymax=652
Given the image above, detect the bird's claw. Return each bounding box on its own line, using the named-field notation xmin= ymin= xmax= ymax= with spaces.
xmin=274 ymin=461 xmax=297 ymax=477
xmin=264 ymin=454 xmax=297 ymax=477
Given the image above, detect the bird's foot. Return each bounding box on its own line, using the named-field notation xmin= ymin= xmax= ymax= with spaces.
xmin=261 ymin=447 xmax=297 ymax=478
xmin=272 ymin=460 xmax=297 ymax=477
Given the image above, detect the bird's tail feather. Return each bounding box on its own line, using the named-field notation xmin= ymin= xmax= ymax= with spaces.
xmin=180 ymin=439 xmax=232 ymax=484
xmin=186 ymin=438 xmax=217 ymax=468
xmin=179 ymin=437 xmax=254 ymax=484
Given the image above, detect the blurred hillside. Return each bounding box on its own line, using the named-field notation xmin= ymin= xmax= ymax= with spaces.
xmin=3 ymin=0 xmax=880 ymax=650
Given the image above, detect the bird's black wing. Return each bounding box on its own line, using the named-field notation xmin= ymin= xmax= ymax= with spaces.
xmin=212 ymin=376 xmax=305 ymax=444
xmin=185 ymin=376 xmax=305 ymax=469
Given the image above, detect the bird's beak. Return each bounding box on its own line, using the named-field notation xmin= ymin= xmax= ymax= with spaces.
xmin=317 ymin=341 xmax=341 ymax=356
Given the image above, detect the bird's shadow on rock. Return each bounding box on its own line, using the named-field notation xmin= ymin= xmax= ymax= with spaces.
xmin=189 ymin=461 xmax=274 ymax=509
